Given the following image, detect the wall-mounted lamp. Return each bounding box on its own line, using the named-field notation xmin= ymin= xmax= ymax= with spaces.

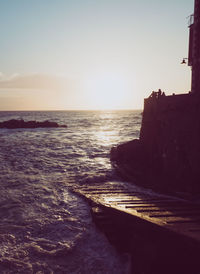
xmin=181 ymin=58 xmax=188 ymax=64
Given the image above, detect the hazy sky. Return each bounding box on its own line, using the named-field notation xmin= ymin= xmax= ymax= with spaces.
xmin=0 ymin=0 xmax=194 ymax=110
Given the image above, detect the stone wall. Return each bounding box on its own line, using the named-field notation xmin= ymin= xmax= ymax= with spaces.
xmin=140 ymin=93 xmax=200 ymax=192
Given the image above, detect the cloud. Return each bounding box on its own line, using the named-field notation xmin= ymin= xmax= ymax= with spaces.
xmin=0 ymin=73 xmax=68 ymax=91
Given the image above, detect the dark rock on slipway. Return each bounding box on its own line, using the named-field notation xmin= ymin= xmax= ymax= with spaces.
xmin=0 ymin=119 xmax=67 ymax=129
xmin=110 ymin=139 xmax=151 ymax=187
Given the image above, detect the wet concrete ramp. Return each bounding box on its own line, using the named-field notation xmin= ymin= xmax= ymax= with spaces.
xmin=72 ymin=183 xmax=200 ymax=274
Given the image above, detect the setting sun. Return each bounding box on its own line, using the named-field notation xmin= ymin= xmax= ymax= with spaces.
xmin=84 ymin=72 xmax=132 ymax=110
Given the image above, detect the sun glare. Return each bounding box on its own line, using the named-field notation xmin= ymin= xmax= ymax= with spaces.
xmin=85 ymin=72 xmax=130 ymax=110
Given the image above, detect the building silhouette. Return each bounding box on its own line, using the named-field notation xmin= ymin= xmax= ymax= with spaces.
xmin=111 ymin=0 xmax=200 ymax=194
xmin=190 ymin=0 xmax=200 ymax=93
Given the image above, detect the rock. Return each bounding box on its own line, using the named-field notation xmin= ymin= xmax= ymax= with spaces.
xmin=0 ymin=119 xmax=67 ymax=129
xmin=111 ymin=139 xmax=142 ymax=162
xmin=110 ymin=139 xmax=151 ymax=185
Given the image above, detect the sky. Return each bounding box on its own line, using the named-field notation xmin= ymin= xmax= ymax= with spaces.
xmin=0 ymin=0 xmax=194 ymax=110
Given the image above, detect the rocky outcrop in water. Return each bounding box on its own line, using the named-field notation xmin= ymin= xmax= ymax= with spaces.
xmin=0 ymin=119 xmax=67 ymax=129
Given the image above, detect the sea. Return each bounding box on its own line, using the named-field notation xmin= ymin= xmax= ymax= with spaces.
xmin=0 ymin=110 xmax=142 ymax=274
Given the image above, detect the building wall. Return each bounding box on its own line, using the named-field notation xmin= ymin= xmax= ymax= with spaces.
xmin=191 ymin=0 xmax=200 ymax=93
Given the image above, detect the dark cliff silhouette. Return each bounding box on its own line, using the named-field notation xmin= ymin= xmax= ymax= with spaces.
xmin=110 ymin=0 xmax=200 ymax=195
xmin=0 ymin=119 xmax=67 ymax=129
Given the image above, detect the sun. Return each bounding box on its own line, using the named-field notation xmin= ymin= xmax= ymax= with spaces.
xmin=85 ymin=72 xmax=130 ymax=110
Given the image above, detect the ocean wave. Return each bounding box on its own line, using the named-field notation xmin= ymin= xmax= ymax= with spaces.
xmin=0 ymin=110 xmax=141 ymax=273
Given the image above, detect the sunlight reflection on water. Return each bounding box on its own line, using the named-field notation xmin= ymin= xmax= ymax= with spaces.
xmin=95 ymin=130 xmax=119 ymax=145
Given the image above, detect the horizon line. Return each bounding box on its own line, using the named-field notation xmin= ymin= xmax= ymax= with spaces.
xmin=0 ymin=108 xmax=142 ymax=112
